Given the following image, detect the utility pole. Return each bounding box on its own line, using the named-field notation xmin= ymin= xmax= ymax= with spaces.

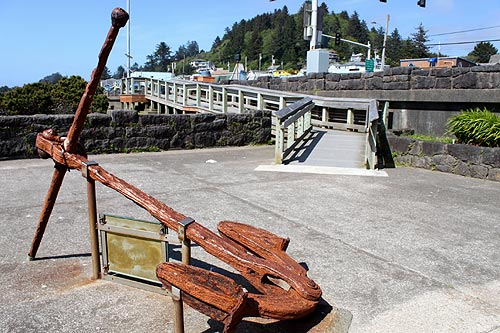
xmin=310 ymin=0 xmax=318 ymax=50
xmin=381 ymin=14 xmax=390 ymax=68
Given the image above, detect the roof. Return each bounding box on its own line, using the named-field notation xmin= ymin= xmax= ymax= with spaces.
xmin=400 ymin=56 xmax=476 ymax=65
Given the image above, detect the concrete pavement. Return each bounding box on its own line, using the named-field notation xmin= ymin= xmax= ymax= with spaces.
xmin=0 ymin=145 xmax=499 ymax=332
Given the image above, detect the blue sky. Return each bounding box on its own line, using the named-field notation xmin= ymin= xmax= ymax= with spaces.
xmin=1 ymin=0 xmax=499 ymax=87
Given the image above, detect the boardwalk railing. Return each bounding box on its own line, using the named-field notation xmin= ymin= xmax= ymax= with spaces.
xmin=121 ymin=77 xmax=303 ymax=114
xmin=120 ymin=77 xmax=380 ymax=169
xmin=274 ymin=97 xmax=314 ymax=164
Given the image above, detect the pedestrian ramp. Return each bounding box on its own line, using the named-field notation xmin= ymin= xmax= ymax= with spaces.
xmin=262 ymin=97 xmax=389 ymax=176
xmin=257 ymin=129 xmax=388 ymax=177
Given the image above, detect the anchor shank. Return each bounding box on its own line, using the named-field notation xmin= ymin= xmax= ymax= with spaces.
xmin=65 ymin=8 xmax=129 ymax=153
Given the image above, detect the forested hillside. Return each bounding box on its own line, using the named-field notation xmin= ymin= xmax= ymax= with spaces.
xmin=205 ymin=3 xmax=434 ymax=71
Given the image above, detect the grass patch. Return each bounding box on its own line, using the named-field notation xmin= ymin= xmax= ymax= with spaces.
xmin=400 ymin=133 xmax=453 ymax=144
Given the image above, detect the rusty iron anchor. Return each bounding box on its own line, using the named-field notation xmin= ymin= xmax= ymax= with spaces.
xmin=29 ymin=8 xmax=322 ymax=333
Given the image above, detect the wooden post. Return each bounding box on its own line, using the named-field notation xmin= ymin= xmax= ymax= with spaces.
xmin=238 ymin=90 xmax=244 ymax=113
xmin=275 ymin=119 xmax=284 ymax=164
xmin=222 ymin=87 xmax=228 ymax=113
xmin=208 ymin=85 xmax=214 ymax=112
xmin=196 ymin=84 xmax=201 ymax=108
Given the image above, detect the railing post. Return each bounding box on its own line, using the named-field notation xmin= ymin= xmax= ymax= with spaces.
xmin=173 ymin=83 xmax=178 ymax=104
xmin=196 ymin=84 xmax=201 ymax=108
xmin=208 ymin=85 xmax=214 ymax=112
xmin=305 ymin=110 xmax=312 ymax=131
xmin=222 ymin=87 xmax=228 ymax=113
xmin=275 ymin=120 xmax=284 ymax=164
xmin=287 ymin=122 xmax=295 ymax=149
xmin=165 ymin=81 xmax=169 ymax=102
xmin=183 ymin=84 xmax=188 ymax=106
xmin=347 ymin=108 xmax=354 ymax=128
xmin=322 ymin=107 xmax=328 ymax=126
xmin=238 ymin=90 xmax=244 ymax=113
xmin=297 ymin=115 xmax=304 ymax=138
xmin=257 ymin=93 xmax=263 ymax=110
xmin=280 ymin=96 xmax=286 ymax=110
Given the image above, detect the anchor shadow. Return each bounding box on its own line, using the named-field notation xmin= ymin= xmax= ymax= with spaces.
xmin=202 ymin=297 xmax=334 ymax=333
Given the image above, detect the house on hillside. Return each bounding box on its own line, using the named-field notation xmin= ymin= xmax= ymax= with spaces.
xmin=400 ymin=56 xmax=476 ymax=68
xmin=189 ymin=59 xmax=215 ymax=71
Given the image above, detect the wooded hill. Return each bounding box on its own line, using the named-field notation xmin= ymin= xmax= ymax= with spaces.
xmin=204 ymin=3 xmax=434 ymax=71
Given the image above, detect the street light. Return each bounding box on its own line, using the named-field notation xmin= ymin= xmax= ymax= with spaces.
xmin=371 ymin=14 xmax=390 ymax=69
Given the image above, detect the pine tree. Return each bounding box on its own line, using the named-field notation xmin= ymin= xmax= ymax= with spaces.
xmin=411 ymin=23 xmax=430 ymax=58
xmin=144 ymin=42 xmax=173 ymax=71
xmin=468 ymin=42 xmax=498 ymax=63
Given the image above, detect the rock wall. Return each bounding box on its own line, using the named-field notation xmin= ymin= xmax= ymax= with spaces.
xmin=229 ymin=65 xmax=500 ymax=92
xmin=226 ymin=65 xmax=500 ymax=136
xmin=0 ymin=110 xmax=272 ymax=159
xmin=388 ymin=135 xmax=500 ymax=182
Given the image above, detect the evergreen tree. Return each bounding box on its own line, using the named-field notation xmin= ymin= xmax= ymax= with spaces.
xmin=411 ymin=23 xmax=430 ymax=58
xmin=0 ymin=86 xmax=10 ymax=94
xmin=186 ymin=41 xmax=200 ymax=57
xmin=131 ymin=62 xmax=140 ymax=72
xmin=113 ymin=66 xmax=126 ymax=79
xmin=39 ymin=72 xmax=63 ymax=84
xmin=369 ymin=27 xmax=385 ymax=59
xmin=386 ymin=28 xmax=403 ymax=66
xmin=346 ymin=11 xmax=369 ymax=55
xmin=246 ymin=30 xmax=263 ymax=63
xmin=144 ymin=42 xmax=173 ymax=71
xmin=211 ymin=36 xmax=222 ymax=51
xmin=468 ymin=42 xmax=498 ymax=63
xmin=175 ymin=45 xmax=188 ymax=61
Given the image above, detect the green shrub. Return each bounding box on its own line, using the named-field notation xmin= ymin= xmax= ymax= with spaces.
xmin=0 ymin=76 xmax=108 ymax=115
xmin=447 ymin=108 xmax=500 ymax=148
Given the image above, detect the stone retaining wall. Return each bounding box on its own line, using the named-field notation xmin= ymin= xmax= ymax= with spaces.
xmin=228 ymin=65 xmax=500 ymax=92
xmin=388 ymin=135 xmax=500 ymax=182
xmin=227 ymin=65 xmax=500 ymax=136
xmin=0 ymin=110 xmax=272 ymax=159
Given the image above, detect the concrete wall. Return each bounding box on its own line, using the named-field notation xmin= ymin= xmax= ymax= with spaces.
xmin=227 ymin=65 xmax=500 ymax=136
xmin=388 ymin=135 xmax=500 ymax=182
xmin=0 ymin=110 xmax=271 ymax=159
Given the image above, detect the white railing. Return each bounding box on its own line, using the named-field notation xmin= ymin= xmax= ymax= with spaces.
xmin=121 ymin=77 xmax=304 ymax=114
xmin=120 ymin=77 xmax=380 ymax=169
xmin=274 ymin=97 xmax=314 ymax=164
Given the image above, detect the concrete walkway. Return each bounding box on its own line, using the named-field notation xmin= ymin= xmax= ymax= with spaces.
xmin=1 ymin=146 xmax=499 ymax=333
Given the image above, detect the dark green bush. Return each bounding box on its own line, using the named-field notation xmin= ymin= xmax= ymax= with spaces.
xmin=447 ymin=108 xmax=500 ymax=147
xmin=0 ymin=76 xmax=108 ymax=115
